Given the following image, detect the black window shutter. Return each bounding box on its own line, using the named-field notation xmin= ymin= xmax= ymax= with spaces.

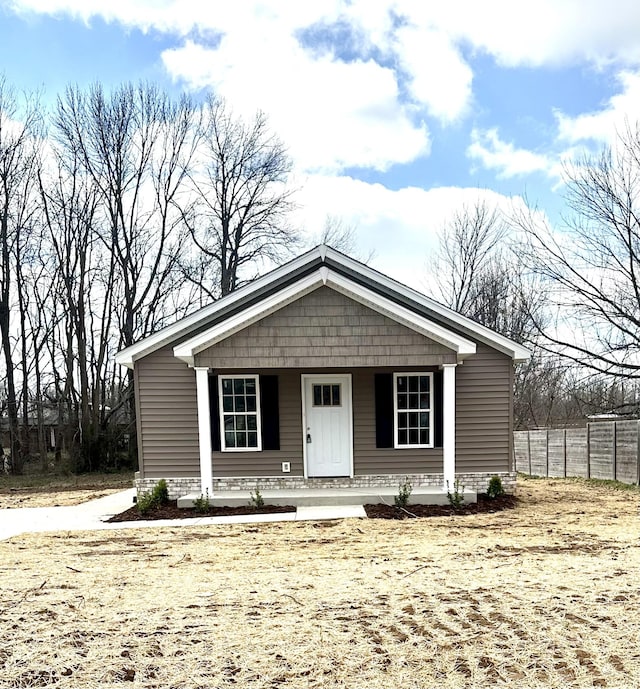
xmin=433 ymin=370 xmax=443 ymax=448
xmin=260 ymin=375 xmax=280 ymax=451
xmin=209 ymin=374 xmax=221 ymax=452
xmin=374 ymin=373 xmax=394 ymax=448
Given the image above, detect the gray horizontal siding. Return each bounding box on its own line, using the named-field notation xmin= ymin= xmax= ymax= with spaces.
xmin=136 ymin=345 xmax=200 ymax=478
xmin=456 ymin=344 xmax=512 ymax=473
xmin=352 ymin=369 xmax=443 ymax=474
xmin=212 ymin=370 xmax=303 ymax=477
xmin=194 ymin=286 xmax=456 ymax=369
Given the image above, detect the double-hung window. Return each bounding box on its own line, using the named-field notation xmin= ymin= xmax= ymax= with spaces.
xmin=393 ymin=372 xmax=433 ymax=448
xmin=219 ymin=375 xmax=262 ymax=451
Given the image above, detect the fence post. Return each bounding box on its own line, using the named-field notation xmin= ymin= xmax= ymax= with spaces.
xmin=528 ymin=431 xmax=532 ymax=476
xmin=545 ymin=430 xmax=549 ymax=478
xmin=612 ymin=422 xmax=617 ymax=481
xmin=563 ymin=428 xmax=567 ymax=478
xmin=586 ymin=423 xmax=591 ymax=479
xmin=637 ymin=420 xmax=640 ymax=486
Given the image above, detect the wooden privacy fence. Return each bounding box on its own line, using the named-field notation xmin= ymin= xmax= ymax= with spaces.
xmin=514 ymin=421 xmax=640 ymax=485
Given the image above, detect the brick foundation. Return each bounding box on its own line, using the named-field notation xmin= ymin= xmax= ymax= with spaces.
xmin=136 ymin=471 xmax=516 ymax=498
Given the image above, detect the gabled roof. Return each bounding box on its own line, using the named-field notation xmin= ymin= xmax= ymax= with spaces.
xmin=115 ymin=245 xmax=531 ymax=369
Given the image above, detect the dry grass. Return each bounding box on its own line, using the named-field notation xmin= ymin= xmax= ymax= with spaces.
xmin=1 ymin=476 xmax=639 ymax=688
xmin=0 ymin=471 xmax=133 ymax=508
xmin=0 ymin=488 xmax=127 ymax=509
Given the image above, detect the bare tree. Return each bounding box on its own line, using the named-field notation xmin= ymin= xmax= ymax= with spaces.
xmin=184 ymin=97 xmax=297 ymax=298
xmin=54 ymin=82 xmax=199 ymax=349
xmin=431 ymin=200 xmax=507 ymax=314
xmin=0 ymin=77 xmax=42 ymax=472
xmin=308 ymin=214 xmax=375 ymax=263
xmin=431 ymin=199 xmax=544 ymax=342
xmin=514 ymin=123 xmax=640 ymax=379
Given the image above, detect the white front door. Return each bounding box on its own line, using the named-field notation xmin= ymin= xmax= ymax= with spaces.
xmin=303 ymin=374 xmax=353 ymax=477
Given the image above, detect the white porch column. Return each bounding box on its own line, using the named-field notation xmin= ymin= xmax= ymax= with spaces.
xmin=194 ymin=367 xmax=213 ymax=496
xmin=442 ymin=363 xmax=457 ymax=492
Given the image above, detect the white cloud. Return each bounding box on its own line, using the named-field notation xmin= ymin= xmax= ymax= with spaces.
xmin=393 ymin=24 xmax=473 ymax=123
xmin=162 ymin=38 xmax=430 ymax=174
xmin=467 ymin=128 xmax=555 ymax=179
xmin=556 ymin=70 xmax=640 ymax=144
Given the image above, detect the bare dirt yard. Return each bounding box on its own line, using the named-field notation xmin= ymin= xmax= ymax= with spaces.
xmin=0 ymin=476 xmax=639 ymax=688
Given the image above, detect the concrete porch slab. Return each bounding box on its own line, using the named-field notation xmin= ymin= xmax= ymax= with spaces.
xmin=176 ymin=486 xmax=477 ymax=509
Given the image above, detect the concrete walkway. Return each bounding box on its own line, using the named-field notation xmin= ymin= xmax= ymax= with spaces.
xmin=0 ymin=489 xmax=366 ymax=541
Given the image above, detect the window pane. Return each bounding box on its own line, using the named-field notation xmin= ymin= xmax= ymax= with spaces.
xmin=247 ymin=415 xmax=257 ymax=431
xmin=225 ymin=431 xmax=236 ymax=448
xmin=419 ymin=412 xmax=429 ymax=427
xmin=223 ymin=396 xmax=233 ymax=412
xmin=245 ymin=378 xmax=256 ymax=395
xmin=246 ymin=395 xmax=256 ymax=412
xmin=236 ymin=432 xmax=247 ymax=448
xmin=419 ymin=429 xmax=428 ymax=445
xmin=233 ymin=379 xmax=245 ymax=395
xmin=332 ymin=385 xmax=340 ymax=406
xmin=322 ymin=385 xmax=331 ymax=406
xmin=409 ymin=429 xmax=419 ymax=444
xmin=409 ymin=412 xmax=419 ymax=428
xmin=397 ymin=394 xmax=408 ymax=410
xmin=235 ymin=396 xmax=246 ymax=412
xmin=313 ymin=385 xmax=322 ymax=406
xmin=248 ymin=432 xmax=258 ymax=447
xmin=409 ymin=394 xmax=419 ymax=409
xmin=398 ymin=429 xmax=407 ymax=445
xmin=397 ymin=412 xmax=407 ymax=430
xmin=236 ymin=415 xmax=246 ymax=431
xmin=224 ymin=416 xmax=234 ymax=431
xmin=419 ymin=376 xmax=429 ymax=391
xmin=408 ymin=376 xmax=419 ymax=393
xmin=222 ymin=379 xmax=233 ymax=395
xmin=397 ymin=376 xmax=407 ymax=392
xmin=419 ymin=393 xmax=429 ymax=409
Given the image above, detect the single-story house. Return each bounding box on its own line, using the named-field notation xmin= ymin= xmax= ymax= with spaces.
xmin=116 ymin=246 xmax=530 ymax=501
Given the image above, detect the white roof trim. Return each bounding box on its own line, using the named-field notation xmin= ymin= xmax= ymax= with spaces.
xmin=174 ymin=267 xmax=475 ymax=364
xmin=322 ymin=246 xmax=531 ymax=362
xmin=173 ymin=271 xmax=324 ymax=365
xmin=116 ymin=243 xmax=531 ymax=368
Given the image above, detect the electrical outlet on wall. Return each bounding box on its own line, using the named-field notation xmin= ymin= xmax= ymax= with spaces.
xmin=282 ymin=462 xmax=291 ymax=473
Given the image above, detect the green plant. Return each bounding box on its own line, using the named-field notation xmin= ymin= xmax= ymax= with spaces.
xmin=487 ymin=475 xmax=505 ymax=499
xmin=193 ymin=490 xmax=210 ymax=514
xmin=155 ymin=478 xmax=170 ymax=505
xmin=446 ymin=479 xmax=466 ymax=510
xmin=136 ymin=490 xmax=158 ymax=515
xmin=136 ymin=478 xmax=171 ymax=514
xmin=250 ymin=487 xmax=265 ymax=510
xmin=394 ymin=477 xmax=413 ymax=508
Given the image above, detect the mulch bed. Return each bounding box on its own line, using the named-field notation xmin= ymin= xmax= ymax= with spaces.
xmin=107 ymin=501 xmax=296 ymax=522
xmin=364 ymin=493 xmax=518 ymax=519
xmin=108 ymin=494 xmax=517 ymax=522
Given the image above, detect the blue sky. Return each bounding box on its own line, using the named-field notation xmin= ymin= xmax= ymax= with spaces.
xmin=1 ymin=0 xmax=640 ymax=289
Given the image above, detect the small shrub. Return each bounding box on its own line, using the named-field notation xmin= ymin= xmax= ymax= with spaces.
xmin=193 ymin=490 xmax=210 ymax=514
xmin=394 ymin=477 xmax=413 ymax=508
xmin=136 ymin=490 xmax=158 ymax=515
xmin=487 ymin=475 xmax=505 ymax=499
xmin=446 ymin=479 xmax=465 ymax=510
xmin=136 ymin=478 xmax=170 ymax=515
xmin=250 ymin=487 xmax=265 ymax=510
xmin=155 ymin=478 xmax=170 ymax=505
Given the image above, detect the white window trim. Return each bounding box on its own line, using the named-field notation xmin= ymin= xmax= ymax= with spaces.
xmin=393 ymin=372 xmax=434 ymax=449
xmin=218 ymin=374 xmax=262 ymax=452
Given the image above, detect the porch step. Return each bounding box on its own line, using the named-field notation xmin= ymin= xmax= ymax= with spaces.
xmin=176 ymin=486 xmax=477 ymax=509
